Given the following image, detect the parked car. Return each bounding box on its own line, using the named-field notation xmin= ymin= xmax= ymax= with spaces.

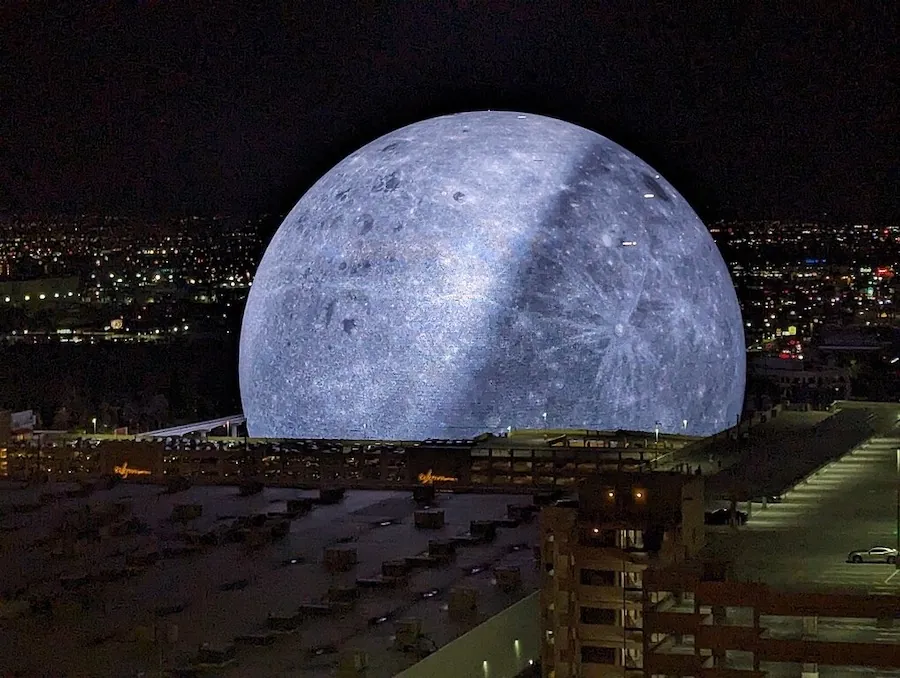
xmin=704 ymin=508 xmax=748 ymax=526
xmin=847 ymin=546 xmax=898 ymax=564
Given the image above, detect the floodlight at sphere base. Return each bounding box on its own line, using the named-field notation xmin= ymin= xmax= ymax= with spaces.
xmin=239 ymin=111 xmax=745 ymax=440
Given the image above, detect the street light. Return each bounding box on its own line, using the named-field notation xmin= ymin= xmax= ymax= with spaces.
xmin=682 ymin=419 xmax=688 ymax=431
xmin=654 ymin=421 xmax=661 ymax=444
xmin=92 ymin=417 xmax=97 ymax=435
xmin=542 ymin=412 xmax=547 ymax=427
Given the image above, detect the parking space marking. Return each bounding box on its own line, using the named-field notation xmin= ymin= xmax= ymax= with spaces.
xmin=885 ymin=569 xmax=899 ymax=584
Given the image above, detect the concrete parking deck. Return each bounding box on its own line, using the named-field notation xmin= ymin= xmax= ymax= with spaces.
xmin=706 ymin=408 xmax=881 ymax=501
xmin=0 ymin=484 xmax=540 ymax=677
xmin=706 ymin=431 xmax=900 ymax=598
xmin=662 ymin=410 xmax=834 ymax=482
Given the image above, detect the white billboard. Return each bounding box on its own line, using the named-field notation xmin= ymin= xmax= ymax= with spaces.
xmin=10 ymin=410 xmax=36 ymax=434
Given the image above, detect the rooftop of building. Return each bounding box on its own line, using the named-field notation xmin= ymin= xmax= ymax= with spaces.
xmin=0 ymin=482 xmax=541 ymax=677
xmin=704 ymin=428 xmax=900 ymax=600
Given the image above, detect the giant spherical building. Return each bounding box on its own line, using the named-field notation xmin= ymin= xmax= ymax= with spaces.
xmin=239 ymin=111 xmax=745 ymax=440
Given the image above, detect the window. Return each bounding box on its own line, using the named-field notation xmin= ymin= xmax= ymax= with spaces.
xmin=621 ymin=529 xmax=644 ymax=549
xmin=582 ymin=528 xmax=616 ymax=547
xmin=581 ymin=646 xmax=616 ymax=664
xmin=580 ymin=606 xmax=616 ymax=625
xmin=580 ymin=568 xmax=616 ymax=586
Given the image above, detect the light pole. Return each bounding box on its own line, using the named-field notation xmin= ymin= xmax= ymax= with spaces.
xmin=92 ymin=417 xmax=97 ymax=435
xmin=654 ymin=422 xmax=661 ymax=445
xmin=542 ymin=412 xmax=547 ymax=427
xmin=682 ymin=419 xmax=688 ymax=432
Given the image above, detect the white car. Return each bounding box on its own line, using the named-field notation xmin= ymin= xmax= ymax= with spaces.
xmin=847 ymin=546 xmax=898 ymax=564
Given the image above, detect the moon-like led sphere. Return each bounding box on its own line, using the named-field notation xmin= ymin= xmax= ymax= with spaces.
xmin=240 ymin=111 xmax=745 ymax=440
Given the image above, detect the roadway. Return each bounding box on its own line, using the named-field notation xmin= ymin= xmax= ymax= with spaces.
xmin=135 ymin=414 xmax=246 ymax=439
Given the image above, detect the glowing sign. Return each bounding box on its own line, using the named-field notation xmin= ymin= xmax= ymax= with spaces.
xmin=417 ymin=469 xmax=458 ymax=485
xmin=114 ymin=462 xmax=151 ymax=478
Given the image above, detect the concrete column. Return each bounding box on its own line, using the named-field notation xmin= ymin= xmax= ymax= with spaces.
xmin=753 ymin=609 xmax=761 ymax=671
xmin=801 ymin=616 xmax=818 ymax=639
xmin=712 ymin=606 xmax=726 ymax=665
xmin=694 ymin=594 xmax=702 ymax=660
xmin=801 ymin=662 xmax=818 ymax=678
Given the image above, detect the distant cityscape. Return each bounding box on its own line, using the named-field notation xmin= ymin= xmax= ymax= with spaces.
xmin=2 ymin=216 xmax=900 ymax=432
xmin=0 ymin=215 xmax=276 ymax=344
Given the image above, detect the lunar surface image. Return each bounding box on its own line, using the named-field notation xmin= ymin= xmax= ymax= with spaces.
xmin=240 ymin=111 xmax=745 ymax=440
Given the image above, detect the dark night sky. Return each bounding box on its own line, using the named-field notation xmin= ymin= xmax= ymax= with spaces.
xmin=1 ymin=2 xmax=897 ymax=223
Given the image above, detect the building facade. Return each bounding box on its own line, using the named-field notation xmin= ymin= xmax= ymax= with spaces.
xmin=539 ymin=473 xmax=705 ymax=677
xmin=1 ymin=429 xmax=696 ymax=488
xmin=539 ymin=473 xmax=900 ymax=677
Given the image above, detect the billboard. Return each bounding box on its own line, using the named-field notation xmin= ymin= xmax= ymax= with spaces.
xmin=10 ymin=410 xmax=36 ymax=434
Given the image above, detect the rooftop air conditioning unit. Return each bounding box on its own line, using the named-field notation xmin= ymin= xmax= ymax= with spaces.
xmin=337 ymin=649 xmax=369 ymax=677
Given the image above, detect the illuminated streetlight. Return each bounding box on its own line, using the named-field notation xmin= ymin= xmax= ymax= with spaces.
xmin=92 ymin=417 xmax=97 ymax=435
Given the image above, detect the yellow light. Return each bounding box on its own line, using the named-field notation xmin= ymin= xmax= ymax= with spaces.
xmin=607 ymin=490 xmax=615 ymax=498
xmin=114 ymin=462 xmax=151 ymax=478
xmin=417 ymin=469 xmax=458 ymax=485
